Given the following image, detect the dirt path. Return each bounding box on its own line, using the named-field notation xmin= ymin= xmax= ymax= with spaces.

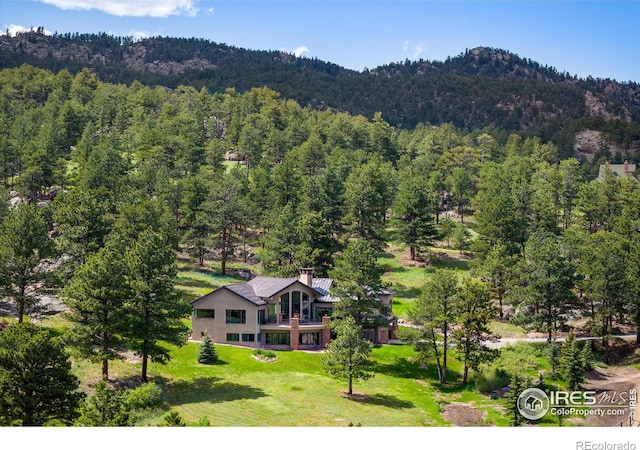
xmin=580 ymin=366 xmax=640 ymax=427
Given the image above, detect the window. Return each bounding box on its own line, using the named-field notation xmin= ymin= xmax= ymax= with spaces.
xmin=257 ymin=309 xmax=266 ymax=325
xmin=226 ymin=309 xmax=246 ymax=324
xmin=299 ymin=332 xmax=320 ymax=346
xmin=265 ymin=332 xmax=290 ymax=346
xmin=280 ymin=293 xmax=290 ymax=320
xmin=242 ymin=333 xmax=255 ymax=342
xmin=292 ymin=291 xmax=301 ymax=318
xmin=194 ymin=309 xmax=215 ymax=319
xmin=315 ymin=307 xmax=332 ymax=320
xmin=226 ymin=333 xmax=240 ymax=342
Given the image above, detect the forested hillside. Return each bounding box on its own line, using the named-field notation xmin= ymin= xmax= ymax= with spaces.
xmin=2 ymin=61 xmax=640 ymax=356
xmin=1 ymin=30 xmax=639 ymax=159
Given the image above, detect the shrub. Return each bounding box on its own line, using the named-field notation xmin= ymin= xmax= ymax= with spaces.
xmin=197 ymin=332 xmax=218 ymax=364
xmin=253 ymin=349 xmax=276 ymax=359
xmin=193 ymin=416 xmax=211 ymax=427
xmin=163 ymin=410 xmax=186 ymax=427
xmin=125 ymin=382 xmax=163 ymax=410
xmin=474 ymin=368 xmax=511 ymax=393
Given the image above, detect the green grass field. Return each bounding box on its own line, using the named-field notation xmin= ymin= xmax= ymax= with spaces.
xmin=46 ymin=331 xmax=512 ymax=427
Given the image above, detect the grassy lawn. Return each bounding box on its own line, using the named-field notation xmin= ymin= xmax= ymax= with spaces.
xmin=145 ymin=343 xmax=452 ymax=426
xmin=380 ymin=242 xmax=476 ymax=320
xmin=97 ymin=340 xmax=513 ymax=427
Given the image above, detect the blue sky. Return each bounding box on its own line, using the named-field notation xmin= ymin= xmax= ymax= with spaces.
xmin=1 ymin=0 xmax=638 ymax=82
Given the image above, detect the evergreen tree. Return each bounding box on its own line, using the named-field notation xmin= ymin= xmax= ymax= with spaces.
xmin=52 ymin=188 xmax=113 ymax=272
xmin=409 ymin=270 xmax=459 ymax=383
xmin=0 ymin=322 xmax=84 ymax=426
xmin=123 ymin=229 xmax=191 ymax=382
xmin=63 ymin=242 xmax=130 ymax=380
xmin=322 ymin=316 xmax=374 ymax=395
xmin=452 ymin=278 xmax=499 ymax=385
xmin=197 ymin=332 xmax=218 ymax=364
xmin=330 ymin=239 xmax=389 ymax=327
xmin=504 ymin=374 xmax=528 ymax=427
xmin=560 ymin=331 xmax=584 ymax=390
xmin=76 ymin=379 xmax=132 ymax=426
xmin=520 ymin=230 xmax=576 ymax=343
xmin=547 ymin=340 xmax=561 ymax=376
xmin=163 ymin=410 xmax=186 ymax=427
xmin=392 ymin=171 xmax=436 ymax=260
xmin=0 ymin=203 xmax=57 ymax=323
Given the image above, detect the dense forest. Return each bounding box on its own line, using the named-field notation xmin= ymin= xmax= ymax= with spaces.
xmin=1 ymin=61 xmax=640 ymax=352
xmin=2 ymin=33 xmax=640 ymax=424
xmin=1 ymin=30 xmax=639 ymax=159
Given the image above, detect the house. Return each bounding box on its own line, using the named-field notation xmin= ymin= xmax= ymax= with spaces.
xmin=597 ymin=161 xmax=637 ymax=182
xmin=191 ymin=268 xmax=397 ymax=350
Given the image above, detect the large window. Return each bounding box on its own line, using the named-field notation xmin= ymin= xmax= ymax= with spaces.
xmin=268 ymin=304 xmax=277 ymax=323
xmin=226 ymin=333 xmax=240 ymax=342
xmin=299 ymin=332 xmax=320 ymax=346
xmin=194 ymin=309 xmax=215 ymax=319
xmin=265 ymin=332 xmax=290 ymax=346
xmin=242 ymin=333 xmax=255 ymax=342
xmin=226 ymin=309 xmax=246 ymax=324
xmin=292 ymin=291 xmax=301 ymax=318
xmin=257 ymin=309 xmax=266 ymax=325
xmin=280 ymin=293 xmax=290 ymax=321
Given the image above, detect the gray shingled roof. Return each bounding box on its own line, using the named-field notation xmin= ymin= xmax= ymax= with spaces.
xmin=225 ymin=284 xmax=267 ymax=305
xmin=246 ymin=276 xmax=298 ymax=298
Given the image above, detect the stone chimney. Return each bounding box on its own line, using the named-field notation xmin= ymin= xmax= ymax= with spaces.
xmin=624 ymin=160 xmax=629 ymax=174
xmin=299 ymin=268 xmax=314 ymax=287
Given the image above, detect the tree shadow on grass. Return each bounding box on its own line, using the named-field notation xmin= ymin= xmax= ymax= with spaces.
xmin=390 ymin=283 xmax=421 ymax=299
xmin=346 ymin=392 xmax=414 ymax=409
xmin=372 ymin=356 xmax=426 ymax=379
xmin=164 ymin=376 xmax=267 ymax=405
xmin=175 ymin=278 xmax=218 ymax=289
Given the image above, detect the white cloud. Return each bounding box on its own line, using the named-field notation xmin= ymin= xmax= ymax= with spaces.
xmin=1 ymin=24 xmax=53 ymax=36
xmin=205 ymin=7 xmax=214 ymax=15
xmin=293 ymin=46 xmax=309 ymax=58
xmin=34 ymin=0 xmax=200 ymax=18
xmin=403 ymin=41 xmax=425 ymax=60
xmin=128 ymin=29 xmax=150 ymax=41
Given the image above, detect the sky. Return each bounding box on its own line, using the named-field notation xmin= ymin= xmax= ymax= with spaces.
xmin=0 ymin=0 xmax=638 ymax=83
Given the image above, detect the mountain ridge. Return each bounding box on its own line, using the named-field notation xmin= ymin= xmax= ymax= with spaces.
xmin=1 ymin=30 xmax=639 ymax=157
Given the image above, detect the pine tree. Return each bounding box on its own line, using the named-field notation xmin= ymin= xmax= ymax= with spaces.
xmin=123 ymin=229 xmax=190 ymax=382
xmin=63 ymin=242 xmax=130 ymax=380
xmin=76 ymin=380 xmax=132 ymax=426
xmin=504 ymin=374 xmax=528 ymax=426
xmin=581 ymin=340 xmax=594 ymax=372
xmin=197 ymin=332 xmax=218 ymax=364
xmin=0 ymin=322 xmax=84 ymax=426
xmin=163 ymin=410 xmax=186 ymax=427
xmin=0 ymin=203 xmax=57 ymax=323
xmin=560 ymin=331 xmax=584 ymax=390
xmin=547 ymin=340 xmax=561 ymax=376
xmin=322 ymin=316 xmax=374 ymax=395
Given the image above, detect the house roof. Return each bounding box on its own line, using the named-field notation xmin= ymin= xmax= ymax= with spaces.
xmin=225 ymin=284 xmax=267 ymax=306
xmin=246 ymin=276 xmax=298 ymax=298
xmin=598 ymin=163 xmax=638 ymax=182
xmin=190 ymin=283 xmax=267 ymax=306
xmin=191 ymin=274 xmax=392 ymax=307
xmin=312 ymin=278 xmax=339 ymax=303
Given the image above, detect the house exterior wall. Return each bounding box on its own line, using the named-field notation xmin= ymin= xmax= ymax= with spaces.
xmin=191 ymin=289 xmax=262 ymax=348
